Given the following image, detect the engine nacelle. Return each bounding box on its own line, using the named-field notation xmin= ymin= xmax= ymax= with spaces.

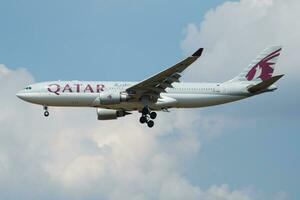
xmin=99 ymin=92 xmax=130 ymax=105
xmin=97 ymin=108 xmax=131 ymax=120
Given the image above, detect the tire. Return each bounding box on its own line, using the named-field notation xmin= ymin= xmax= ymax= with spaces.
xmin=44 ymin=111 xmax=49 ymax=117
xmin=139 ymin=116 xmax=147 ymax=124
xmin=150 ymin=112 xmax=157 ymax=119
xmin=147 ymin=120 xmax=154 ymax=128
xmin=142 ymin=107 xmax=149 ymax=115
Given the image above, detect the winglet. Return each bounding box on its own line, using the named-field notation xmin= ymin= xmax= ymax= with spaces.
xmin=192 ymin=48 xmax=204 ymax=57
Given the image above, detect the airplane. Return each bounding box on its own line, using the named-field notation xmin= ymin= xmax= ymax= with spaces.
xmin=16 ymin=46 xmax=284 ymax=128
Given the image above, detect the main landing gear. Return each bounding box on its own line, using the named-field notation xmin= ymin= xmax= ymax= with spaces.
xmin=43 ymin=105 xmax=49 ymax=117
xmin=139 ymin=107 xmax=157 ymax=128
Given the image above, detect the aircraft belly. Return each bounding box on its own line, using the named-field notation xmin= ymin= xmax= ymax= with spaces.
xmin=102 ymin=93 xmax=246 ymax=110
xmin=27 ymin=93 xmax=98 ymax=107
xmin=28 ymin=92 xmax=246 ymax=110
xmin=165 ymin=93 xmax=245 ymax=108
xmin=101 ymin=102 xmax=144 ymax=111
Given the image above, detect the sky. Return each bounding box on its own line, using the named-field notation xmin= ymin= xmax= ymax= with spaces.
xmin=0 ymin=0 xmax=299 ymax=200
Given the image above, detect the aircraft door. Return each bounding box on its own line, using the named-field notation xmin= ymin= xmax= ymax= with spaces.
xmin=215 ymin=84 xmax=221 ymax=93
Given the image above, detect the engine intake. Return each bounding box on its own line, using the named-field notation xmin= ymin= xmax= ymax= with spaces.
xmin=97 ymin=108 xmax=131 ymax=120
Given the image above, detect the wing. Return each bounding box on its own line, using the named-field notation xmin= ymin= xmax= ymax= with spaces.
xmin=126 ymin=48 xmax=204 ymax=100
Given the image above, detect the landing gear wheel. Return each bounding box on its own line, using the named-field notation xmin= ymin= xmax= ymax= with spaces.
xmin=147 ymin=120 xmax=154 ymax=128
xmin=44 ymin=111 xmax=49 ymax=117
xmin=142 ymin=107 xmax=149 ymax=115
xmin=140 ymin=106 xmax=156 ymax=127
xmin=139 ymin=116 xmax=147 ymax=124
xmin=150 ymin=112 xmax=157 ymax=120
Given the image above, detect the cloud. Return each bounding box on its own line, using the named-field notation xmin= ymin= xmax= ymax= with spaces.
xmin=0 ymin=64 xmax=11 ymax=76
xmin=181 ymin=0 xmax=300 ymax=121
xmin=181 ymin=0 xmax=300 ymax=82
xmin=0 ymin=64 xmax=274 ymax=200
xmin=0 ymin=0 xmax=296 ymax=198
xmin=0 ymin=61 xmax=288 ymax=200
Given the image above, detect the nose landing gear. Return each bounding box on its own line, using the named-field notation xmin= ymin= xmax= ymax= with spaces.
xmin=43 ymin=106 xmax=49 ymax=117
xmin=140 ymin=107 xmax=157 ymax=128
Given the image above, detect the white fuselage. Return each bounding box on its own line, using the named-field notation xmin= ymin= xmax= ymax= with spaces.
xmin=15 ymin=46 xmax=282 ymax=127
xmin=16 ymin=81 xmax=258 ymax=111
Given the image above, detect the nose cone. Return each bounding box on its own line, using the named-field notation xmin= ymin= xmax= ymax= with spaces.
xmin=16 ymin=91 xmax=33 ymax=102
xmin=16 ymin=91 xmax=26 ymax=100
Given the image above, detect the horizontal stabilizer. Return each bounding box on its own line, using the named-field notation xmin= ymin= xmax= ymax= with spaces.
xmin=248 ymin=75 xmax=284 ymax=93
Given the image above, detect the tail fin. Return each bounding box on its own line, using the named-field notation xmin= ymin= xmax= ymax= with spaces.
xmin=229 ymin=46 xmax=282 ymax=82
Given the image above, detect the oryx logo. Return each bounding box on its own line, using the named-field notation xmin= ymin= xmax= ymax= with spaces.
xmin=246 ymin=48 xmax=281 ymax=81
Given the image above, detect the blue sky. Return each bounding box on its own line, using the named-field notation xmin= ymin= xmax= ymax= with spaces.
xmin=0 ymin=0 xmax=225 ymax=81
xmin=0 ymin=0 xmax=299 ymax=200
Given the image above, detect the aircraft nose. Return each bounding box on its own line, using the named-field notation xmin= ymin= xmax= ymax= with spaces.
xmin=16 ymin=91 xmax=32 ymax=101
xmin=16 ymin=91 xmax=25 ymax=100
xmin=16 ymin=88 xmax=40 ymax=104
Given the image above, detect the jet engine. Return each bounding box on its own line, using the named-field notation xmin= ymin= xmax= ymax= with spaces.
xmin=99 ymin=92 xmax=130 ymax=105
xmin=97 ymin=108 xmax=131 ymax=120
